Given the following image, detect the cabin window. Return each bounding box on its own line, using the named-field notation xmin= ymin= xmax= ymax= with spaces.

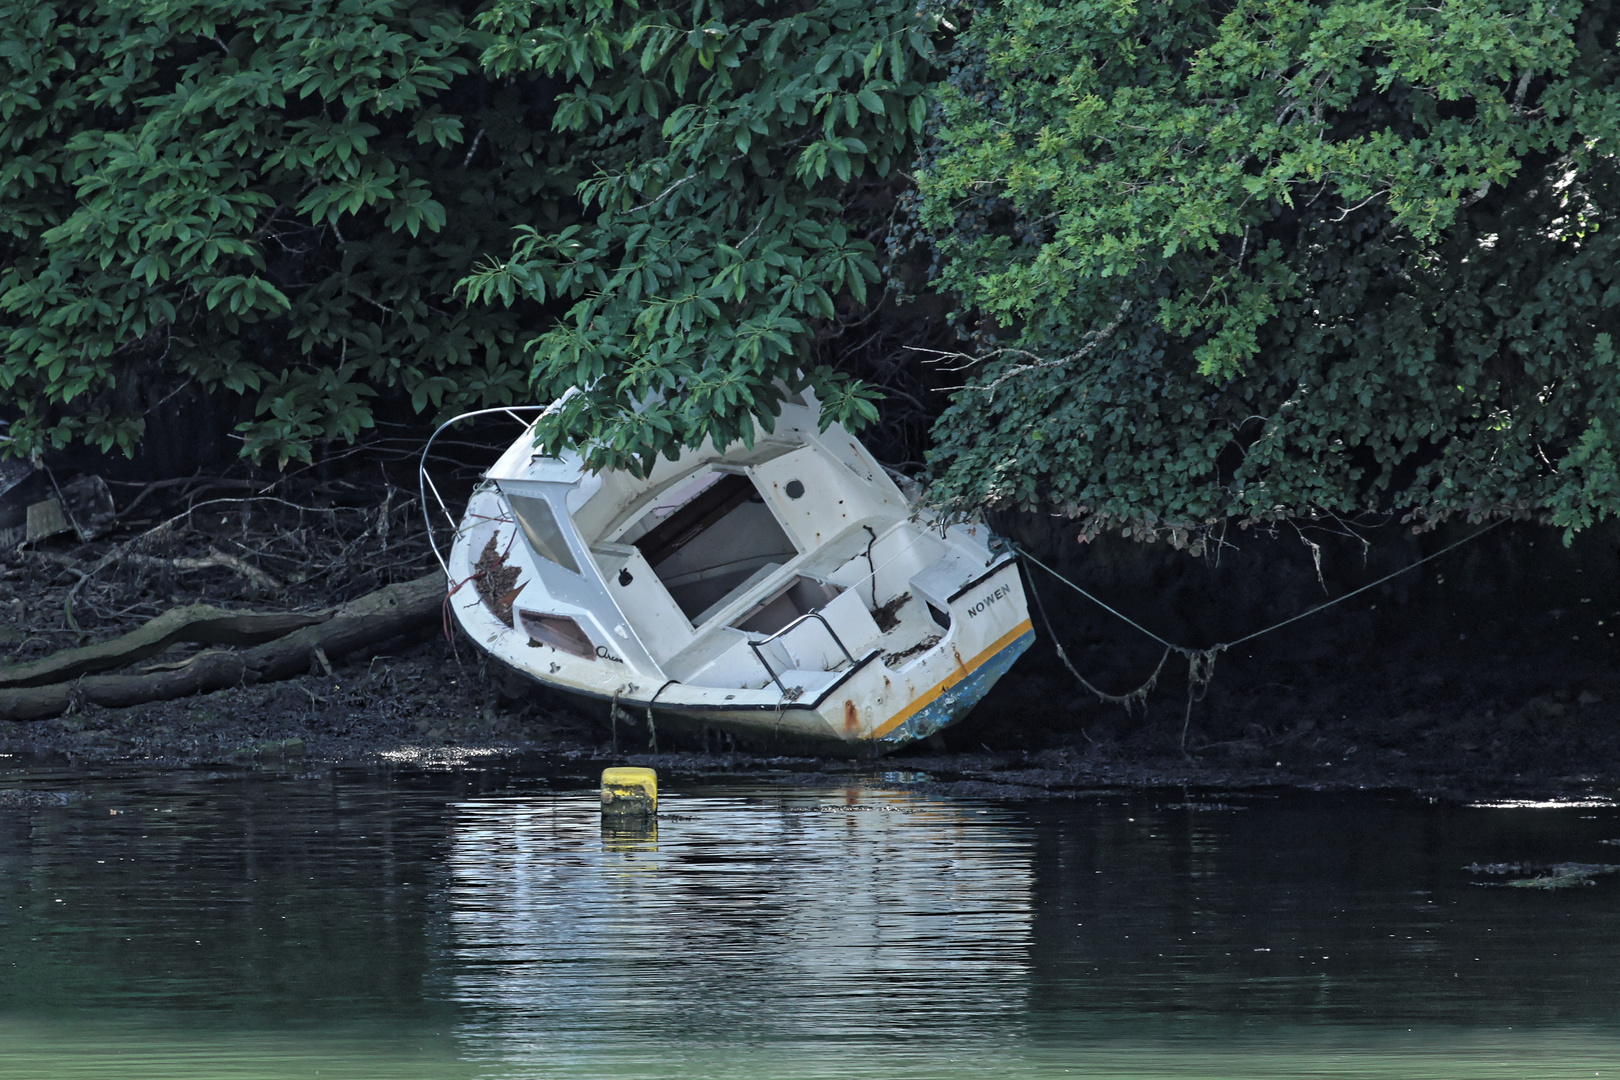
xmin=629 ymin=471 xmax=799 ymax=623
xmin=517 ymin=610 xmax=596 ymax=659
xmin=507 ymin=493 xmax=580 ymax=575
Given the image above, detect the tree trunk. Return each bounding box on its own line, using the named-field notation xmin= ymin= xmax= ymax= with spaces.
xmin=0 ymin=573 xmax=445 ymax=722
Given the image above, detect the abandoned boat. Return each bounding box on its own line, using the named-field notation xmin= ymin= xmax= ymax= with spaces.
xmin=421 ymin=391 xmax=1033 ymax=751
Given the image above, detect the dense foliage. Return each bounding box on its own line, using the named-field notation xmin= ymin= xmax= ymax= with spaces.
xmin=917 ymin=0 xmax=1620 ymax=541
xmin=8 ymin=0 xmax=1620 ymax=542
xmin=0 ymin=0 xmax=575 ymax=465
xmin=462 ymin=0 xmax=934 ymax=473
xmin=0 ymin=0 xmax=932 ymax=474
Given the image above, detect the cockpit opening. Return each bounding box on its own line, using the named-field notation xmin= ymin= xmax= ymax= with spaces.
xmin=733 ymin=576 xmax=843 ymax=636
xmin=622 ymin=471 xmax=799 ymax=624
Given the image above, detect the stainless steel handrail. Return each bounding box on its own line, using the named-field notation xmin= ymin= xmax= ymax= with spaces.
xmin=746 ymin=612 xmax=857 ymax=695
xmin=417 ymin=404 xmax=554 ymax=574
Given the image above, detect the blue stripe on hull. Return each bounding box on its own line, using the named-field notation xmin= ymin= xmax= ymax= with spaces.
xmin=876 ymin=629 xmax=1036 ymax=746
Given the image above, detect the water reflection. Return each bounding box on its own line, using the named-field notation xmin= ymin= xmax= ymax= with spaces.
xmin=446 ymin=787 xmax=1034 ymax=1057
xmin=4 ymin=766 xmax=1620 ymax=1077
xmin=0 ymin=768 xmax=457 ymax=1022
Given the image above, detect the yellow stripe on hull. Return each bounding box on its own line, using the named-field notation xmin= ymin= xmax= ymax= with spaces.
xmin=869 ymin=618 xmax=1035 ymax=740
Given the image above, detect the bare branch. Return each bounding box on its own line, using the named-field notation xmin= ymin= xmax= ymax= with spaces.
xmin=928 ymin=299 xmax=1135 ymax=396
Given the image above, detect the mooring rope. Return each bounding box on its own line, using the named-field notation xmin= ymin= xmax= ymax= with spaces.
xmin=645 ymin=679 xmax=677 ymax=754
xmin=1023 ymin=558 xmax=1174 ymax=713
xmin=1014 ymin=518 xmax=1508 ymax=753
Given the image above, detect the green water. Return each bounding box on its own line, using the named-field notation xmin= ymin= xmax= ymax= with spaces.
xmin=2 ymin=761 xmax=1618 ymax=1078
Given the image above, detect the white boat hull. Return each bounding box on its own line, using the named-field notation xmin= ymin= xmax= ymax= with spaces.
xmin=430 ymin=395 xmax=1034 ymax=751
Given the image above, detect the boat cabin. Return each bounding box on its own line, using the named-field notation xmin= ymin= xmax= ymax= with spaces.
xmin=469 ymin=395 xmax=962 ymax=701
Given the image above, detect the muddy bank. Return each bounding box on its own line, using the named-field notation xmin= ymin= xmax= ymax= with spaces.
xmin=0 ymin=618 xmax=1613 ymax=805
xmin=2 ymin=456 xmax=1618 ymax=801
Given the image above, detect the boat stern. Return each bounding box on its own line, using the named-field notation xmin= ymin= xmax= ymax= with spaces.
xmin=870 ymin=618 xmax=1035 ymax=746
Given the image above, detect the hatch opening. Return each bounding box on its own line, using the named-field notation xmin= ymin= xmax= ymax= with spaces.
xmin=627 ymin=471 xmax=799 ymax=623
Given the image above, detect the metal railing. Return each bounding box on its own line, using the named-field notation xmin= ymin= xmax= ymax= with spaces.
xmin=417 ymin=403 xmax=558 ymax=574
xmin=746 ymin=612 xmax=857 ymax=694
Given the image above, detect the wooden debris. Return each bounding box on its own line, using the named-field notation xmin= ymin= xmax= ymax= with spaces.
xmin=0 ymin=460 xmax=38 ymax=548
xmin=27 ymin=476 xmax=117 ymax=543
xmin=117 ymin=549 xmax=282 ymax=591
xmin=0 ymin=572 xmax=445 ymax=722
xmin=24 ymin=499 xmax=69 ymax=543
xmin=0 ymin=603 xmax=330 ymax=689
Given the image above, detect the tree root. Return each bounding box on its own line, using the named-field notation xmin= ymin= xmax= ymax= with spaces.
xmin=0 ymin=573 xmax=445 ymax=722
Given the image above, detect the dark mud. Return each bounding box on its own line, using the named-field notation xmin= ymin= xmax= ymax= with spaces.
xmin=3 ymin=471 xmax=1620 ymax=803
xmin=0 ymin=618 xmax=1613 ymax=805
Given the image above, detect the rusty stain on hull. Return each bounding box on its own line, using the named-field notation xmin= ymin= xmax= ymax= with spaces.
xmin=869 ymin=619 xmax=1035 ymax=740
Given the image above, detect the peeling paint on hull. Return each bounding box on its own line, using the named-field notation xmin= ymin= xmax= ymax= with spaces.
xmin=875 ymin=626 xmax=1035 ymax=746
xmin=503 ymin=619 xmax=1038 ymax=755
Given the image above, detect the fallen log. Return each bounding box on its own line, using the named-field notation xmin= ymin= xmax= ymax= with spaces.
xmin=0 ymin=604 xmax=330 ymax=689
xmin=0 ymin=572 xmax=446 ymax=722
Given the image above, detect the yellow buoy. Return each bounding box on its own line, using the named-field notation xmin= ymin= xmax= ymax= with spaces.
xmin=601 ymin=766 xmax=657 ymax=818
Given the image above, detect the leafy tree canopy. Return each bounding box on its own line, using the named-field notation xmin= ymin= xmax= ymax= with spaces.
xmin=0 ymin=0 xmax=933 ymax=475
xmin=7 ymin=0 xmax=1620 ymax=548
xmin=462 ymin=0 xmax=934 ymax=474
xmin=1 ymin=0 xmax=569 ymax=465
xmin=916 ymin=0 xmax=1620 ymax=544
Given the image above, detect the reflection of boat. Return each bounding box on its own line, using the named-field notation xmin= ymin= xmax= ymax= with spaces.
xmin=421 ymin=391 xmax=1032 ymax=751
xmin=446 ymin=788 xmax=1033 ymax=1051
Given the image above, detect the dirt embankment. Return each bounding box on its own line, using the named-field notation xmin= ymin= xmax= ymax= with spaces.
xmin=946 ymin=511 xmax=1620 ymax=800
xmin=1 ymin=456 xmax=1617 ymax=801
